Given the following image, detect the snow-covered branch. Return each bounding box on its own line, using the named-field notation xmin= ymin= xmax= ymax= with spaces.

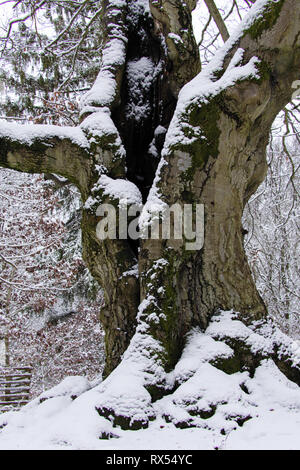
xmin=0 ymin=121 xmax=91 ymax=194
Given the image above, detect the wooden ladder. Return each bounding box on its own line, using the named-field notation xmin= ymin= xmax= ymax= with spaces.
xmin=0 ymin=366 xmax=32 ymax=412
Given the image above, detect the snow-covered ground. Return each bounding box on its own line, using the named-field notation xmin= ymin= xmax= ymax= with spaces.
xmin=0 ymin=364 xmax=299 ymax=450
xmin=0 ymin=312 xmax=299 ymax=450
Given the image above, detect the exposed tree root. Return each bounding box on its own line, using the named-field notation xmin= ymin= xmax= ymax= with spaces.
xmin=93 ymin=311 xmax=300 ymax=432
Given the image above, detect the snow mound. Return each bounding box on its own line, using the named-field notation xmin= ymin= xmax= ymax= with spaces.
xmin=0 ymin=121 xmax=89 ymax=149
xmin=0 ymin=311 xmax=299 ymax=449
xmin=95 ymin=174 xmax=142 ymax=207
xmin=36 ymin=376 xmax=91 ymax=403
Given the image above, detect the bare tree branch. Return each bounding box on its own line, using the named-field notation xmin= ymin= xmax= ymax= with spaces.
xmin=204 ymin=0 xmax=230 ymax=42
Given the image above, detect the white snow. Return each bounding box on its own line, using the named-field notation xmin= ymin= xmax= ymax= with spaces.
xmin=79 ymin=0 xmax=127 ymax=114
xmin=0 ymin=121 xmax=90 ymax=149
xmin=0 ymin=309 xmax=299 ymax=450
xmin=139 ymin=157 xmax=168 ymax=233
xmin=163 ymin=47 xmax=260 ymax=156
xmin=84 ymin=173 xmax=142 ymax=211
xmin=167 ymin=329 xmax=234 ymax=385
xmin=95 ymin=174 xmax=142 ymax=207
xmin=80 ymin=108 xmax=119 ymax=140
xmin=36 ymin=376 xmax=91 ymax=403
xmin=168 ymin=33 xmax=184 ymax=45
xmin=120 ymin=263 xmax=139 ymax=279
xmin=126 ymin=57 xmax=156 ymax=121
xmin=79 ymin=39 xmax=126 ymax=112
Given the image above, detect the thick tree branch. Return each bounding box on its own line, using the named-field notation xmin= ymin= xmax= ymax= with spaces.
xmin=149 ymin=0 xmax=201 ymax=95
xmin=0 ymin=122 xmax=91 ymax=197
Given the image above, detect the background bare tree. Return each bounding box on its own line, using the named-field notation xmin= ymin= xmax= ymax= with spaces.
xmin=244 ymin=109 xmax=300 ymax=337
xmin=0 ymin=167 xmax=104 ymax=395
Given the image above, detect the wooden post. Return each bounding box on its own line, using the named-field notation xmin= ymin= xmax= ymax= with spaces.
xmin=0 ymin=366 xmax=32 ymax=411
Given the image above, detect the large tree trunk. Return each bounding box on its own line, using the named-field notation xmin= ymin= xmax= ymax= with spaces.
xmin=80 ymin=0 xmax=201 ymax=376
xmin=116 ymin=0 xmax=300 ymax=376
xmin=0 ymin=0 xmax=300 ymax=421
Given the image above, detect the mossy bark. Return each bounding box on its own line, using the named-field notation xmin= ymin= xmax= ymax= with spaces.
xmin=137 ymin=0 xmax=300 ymax=373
